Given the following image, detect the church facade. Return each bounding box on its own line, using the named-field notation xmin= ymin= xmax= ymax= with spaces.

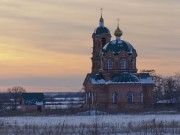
xmin=83 ymin=13 xmax=154 ymax=110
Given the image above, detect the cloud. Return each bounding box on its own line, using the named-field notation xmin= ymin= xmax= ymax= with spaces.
xmin=0 ymin=76 xmax=84 ymax=92
xmin=0 ymin=0 xmax=180 ymax=91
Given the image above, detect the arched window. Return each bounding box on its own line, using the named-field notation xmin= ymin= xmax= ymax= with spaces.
xmin=120 ymin=59 xmax=126 ymax=69
xmin=102 ymin=38 xmax=106 ymax=47
xmin=140 ymin=92 xmax=144 ymax=103
xmin=112 ymin=92 xmax=118 ymax=104
xmin=108 ymin=59 xmax=113 ymax=69
xmin=85 ymin=93 xmax=88 ymax=104
xmin=91 ymin=92 xmax=94 ymax=105
xmin=88 ymin=91 xmax=95 ymax=105
xmin=132 ymin=59 xmax=135 ymax=69
xmin=128 ymin=93 xmax=133 ymax=104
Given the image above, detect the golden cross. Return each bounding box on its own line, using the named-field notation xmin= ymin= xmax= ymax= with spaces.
xmin=100 ymin=8 xmax=103 ymax=16
xmin=117 ymin=18 xmax=120 ymax=27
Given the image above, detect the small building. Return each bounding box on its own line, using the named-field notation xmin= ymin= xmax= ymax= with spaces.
xmin=20 ymin=93 xmax=45 ymax=112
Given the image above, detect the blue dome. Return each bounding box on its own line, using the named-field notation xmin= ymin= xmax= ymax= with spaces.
xmin=111 ymin=73 xmax=139 ymax=82
xmin=94 ymin=26 xmax=110 ymax=35
xmin=102 ymin=40 xmax=134 ymax=54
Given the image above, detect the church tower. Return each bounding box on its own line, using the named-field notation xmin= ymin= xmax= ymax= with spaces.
xmin=91 ymin=9 xmax=111 ymax=73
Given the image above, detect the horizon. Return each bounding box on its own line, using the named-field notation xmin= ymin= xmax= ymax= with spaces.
xmin=0 ymin=0 xmax=180 ymax=92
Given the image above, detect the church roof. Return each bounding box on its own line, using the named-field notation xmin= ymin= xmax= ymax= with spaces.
xmin=90 ymin=73 xmax=104 ymax=81
xmin=89 ymin=72 xmax=154 ymax=85
xmin=111 ymin=73 xmax=139 ymax=82
xmin=22 ymin=93 xmax=45 ymax=105
xmin=94 ymin=26 xmax=110 ymax=35
xmin=102 ymin=39 xmax=134 ymax=54
xmin=137 ymin=73 xmax=154 ymax=84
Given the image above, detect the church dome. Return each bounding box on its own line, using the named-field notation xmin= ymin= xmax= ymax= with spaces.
xmin=114 ymin=26 xmax=123 ymax=37
xmin=111 ymin=73 xmax=139 ymax=82
xmin=102 ymin=21 xmax=135 ymax=54
xmin=102 ymin=39 xmax=134 ymax=54
xmin=94 ymin=10 xmax=110 ymax=36
xmin=94 ymin=26 xmax=110 ymax=35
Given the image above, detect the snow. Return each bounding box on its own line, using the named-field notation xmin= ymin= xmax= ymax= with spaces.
xmin=91 ymin=79 xmax=106 ymax=84
xmin=36 ymin=101 xmax=43 ymax=106
xmin=77 ymin=110 xmax=108 ymax=115
xmin=157 ymin=100 xmax=171 ymax=103
xmin=91 ymin=76 xmax=154 ymax=84
xmin=111 ymin=40 xmax=116 ymax=44
xmin=0 ymin=114 xmax=180 ymax=127
xmin=118 ymin=40 xmax=122 ymax=44
xmin=45 ymin=101 xmax=84 ymax=105
xmin=130 ymin=48 xmax=133 ymax=53
xmin=110 ymin=40 xmax=123 ymax=45
xmin=157 ymin=97 xmax=180 ymax=104
xmin=53 ymin=97 xmax=83 ymax=101
xmin=45 ymin=104 xmax=82 ymax=109
xmin=139 ymin=77 xmax=154 ymax=84
xmin=91 ymin=78 xmax=139 ymax=84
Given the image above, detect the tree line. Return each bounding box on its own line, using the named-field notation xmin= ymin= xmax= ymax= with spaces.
xmin=0 ymin=86 xmax=26 ymax=112
xmin=141 ymin=70 xmax=180 ymax=104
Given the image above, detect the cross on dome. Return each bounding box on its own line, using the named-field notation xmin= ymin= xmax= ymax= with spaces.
xmin=114 ymin=18 xmax=123 ymax=39
xmin=99 ymin=8 xmax=104 ymax=27
xmin=117 ymin=18 xmax=120 ymax=27
xmin=100 ymin=8 xmax=103 ymax=17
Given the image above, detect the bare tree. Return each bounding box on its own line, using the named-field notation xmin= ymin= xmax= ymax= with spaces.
xmin=140 ymin=69 xmax=164 ymax=102
xmin=164 ymin=77 xmax=176 ymax=104
xmin=140 ymin=69 xmax=156 ymax=76
xmin=174 ymin=71 xmax=180 ymax=90
xmin=0 ymin=93 xmax=8 ymax=112
xmin=153 ymin=75 xmax=165 ymax=102
xmin=7 ymin=86 xmax=26 ymax=110
xmin=141 ymin=70 xmax=180 ymax=104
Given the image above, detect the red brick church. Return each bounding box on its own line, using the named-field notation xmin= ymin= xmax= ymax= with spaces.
xmin=83 ymin=12 xmax=155 ymax=110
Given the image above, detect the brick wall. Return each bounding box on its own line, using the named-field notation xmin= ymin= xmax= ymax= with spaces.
xmin=84 ymin=79 xmax=154 ymax=110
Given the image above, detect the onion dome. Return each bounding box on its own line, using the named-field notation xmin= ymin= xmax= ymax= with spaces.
xmin=93 ymin=8 xmax=110 ymax=36
xmin=111 ymin=72 xmax=139 ymax=82
xmin=94 ymin=27 xmax=110 ymax=35
xmin=102 ymin=40 xmax=134 ymax=54
xmin=102 ymin=18 xmax=135 ymax=54
xmin=114 ymin=18 xmax=123 ymax=40
xmin=114 ymin=26 xmax=123 ymax=37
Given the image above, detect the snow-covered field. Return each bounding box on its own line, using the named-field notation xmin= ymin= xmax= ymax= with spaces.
xmin=0 ymin=114 xmax=180 ymax=135
xmin=0 ymin=114 xmax=180 ymax=126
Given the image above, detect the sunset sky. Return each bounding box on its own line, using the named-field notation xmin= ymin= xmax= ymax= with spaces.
xmin=0 ymin=0 xmax=180 ymax=92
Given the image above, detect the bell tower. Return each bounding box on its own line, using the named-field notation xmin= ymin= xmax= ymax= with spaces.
xmin=91 ymin=9 xmax=111 ymax=73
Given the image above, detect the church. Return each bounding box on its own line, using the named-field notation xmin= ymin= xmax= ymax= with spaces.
xmin=83 ymin=12 xmax=155 ymax=110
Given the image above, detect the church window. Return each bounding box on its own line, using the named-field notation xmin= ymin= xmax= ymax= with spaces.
xmin=140 ymin=92 xmax=144 ymax=103
xmin=108 ymin=59 xmax=113 ymax=69
xmin=132 ymin=59 xmax=135 ymax=69
xmin=102 ymin=38 xmax=106 ymax=47
xmin=112 ymin=92 xmax=118 ymax=104
xmin=85 ymin=93 xmax=88 ymax=104
xmin=88 ymin=92 xmax=91 ymax=103
xmin=91 ymin=92 xmax=94 ymax=105
xmin=128 ymin=93 xmax=133 ymax=104
xmin=87 ymin=91 xmax=95 ymax=105
xmin=120 ymin=59 xmax=126 ymax=69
